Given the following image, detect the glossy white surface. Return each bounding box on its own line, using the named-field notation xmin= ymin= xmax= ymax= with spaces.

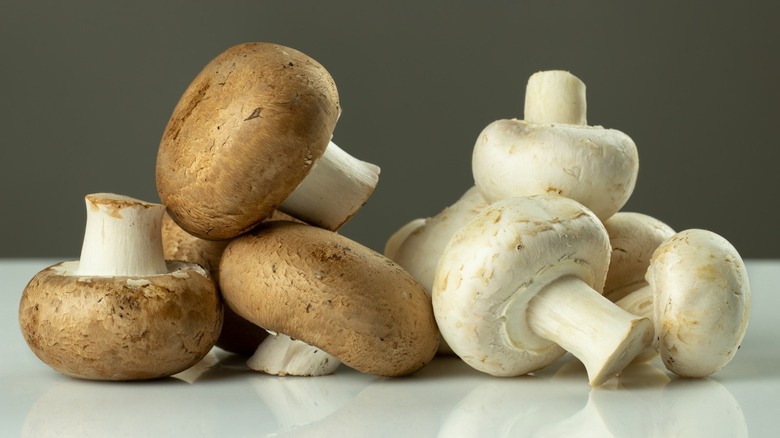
xmin=2 ymin=259 xmax=778 ymax=437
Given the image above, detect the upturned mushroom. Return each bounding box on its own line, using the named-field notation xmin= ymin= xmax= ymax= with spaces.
xmin=432 ymin=195 xmax=653 ymax=386
xmin=614 ymin=229 xmax=750 ymax=377
xmin=156 ymin=42 xmax=379 ymax=240
xmin=18 ymin=193 xmax=223 ymax=380
xmin=471 ymin=70 xmax=638 ymax=221
xmin=218 ymin=221 xmax=439 ymax=377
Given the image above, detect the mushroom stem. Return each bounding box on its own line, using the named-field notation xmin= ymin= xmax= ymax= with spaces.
xmin=524 ymin=70 xmax=587 ymax=125
xmin=76 ymin=193 xmax=168 ymax=277
xmin=526 ymin=276 xmax=653 ymax=386
xmin=247 ymin=332 xmax=341 ymax=376
xmin=614 ymin=285 xmax=659 ymax=363
xmin=279 ymin=141 xmax=380 ymax=231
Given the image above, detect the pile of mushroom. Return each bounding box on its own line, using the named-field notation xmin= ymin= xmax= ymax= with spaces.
xmin=18 ymin=41 xmax=749 ymax=386
xmin=19 ymin=42 xmax=439 ymax=380
xmin=386 ymin=70 xmax=750 ymax=384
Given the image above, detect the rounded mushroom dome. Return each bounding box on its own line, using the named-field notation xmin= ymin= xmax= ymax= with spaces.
xmin=471 ymin=119 xmax=638 ymax=221
xmin=647 ymin=229 xmax=750 ymax=378
xmin=156 ymin=42 xmax=340 ymax=240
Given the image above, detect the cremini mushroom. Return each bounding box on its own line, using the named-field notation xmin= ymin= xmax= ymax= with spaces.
xmin=18 ymin=193 xmax=223 ymax=380
xmin=615 ymin=229 xmax=750 ymax=377
xmin=156 ymin=42 xmax=379 ymax=240
xmin=603 ymin=212 xmax=676 ymax=303
xmin=218 ymin=221 xmax=439 ymax=377
xmin=432 ymin=195 xmax=653 ymax=386
xmin=471 ymin=70 xmax=638 ymax=221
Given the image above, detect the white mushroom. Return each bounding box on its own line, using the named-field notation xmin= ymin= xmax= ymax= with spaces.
xmin=615 ymin=229 xmax=751 ymax=377
xmin=471 ymin=70 xmax=638 ymax=221
xmin=432 ymin=195 xmax=653 ymax=386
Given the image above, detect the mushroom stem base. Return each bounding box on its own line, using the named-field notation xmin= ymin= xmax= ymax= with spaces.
xmin=279 ymin=141 xmax=380 ymax=231
xmin=247 ymin=332 xmax=341 ymax=376
xmin=527 ymin=276 xmax=654 ymax=386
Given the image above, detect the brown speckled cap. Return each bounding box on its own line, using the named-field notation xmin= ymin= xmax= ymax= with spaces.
xmin=218 ymin=221 xmax=440 ymax=377
xmin=19 ymin=261 xmax=222 ymax=380
xmin=156 ymin=42 xmax=340 ymax=240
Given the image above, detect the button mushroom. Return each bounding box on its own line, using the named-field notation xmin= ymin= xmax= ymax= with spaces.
xmin=18 ymin=193 xmax=223 ymax=380
xmin=432 ymin=194 xmax=653 ymax=386
xmin=218 ymin=221 xmax=439 ymax=377
xmin=471 ymin=70 xmax=639 ymax=221
xmin=156 ymin=42 xmax=379 ymax=240
xmin=615 ymin=229 xmax=751 ymax=377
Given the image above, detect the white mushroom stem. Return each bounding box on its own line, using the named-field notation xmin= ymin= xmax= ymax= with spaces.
xmin=524 ymin=70 xmax=587 ymax=125
xmin=526 ymin=276 xmax=653 ymax=386
xmin=247 ymin=332 xmax=341 ymax=376
xmin=614 ymin=285 xmax=659 ymax=363
xmin=280 ymin=141 xmax=380 ymax=231
xmin=76 ymin=193 xmax=168 ymax=277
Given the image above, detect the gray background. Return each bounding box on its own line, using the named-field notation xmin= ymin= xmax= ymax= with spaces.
xmin=2 ymin=1 xmax=778 ymax=258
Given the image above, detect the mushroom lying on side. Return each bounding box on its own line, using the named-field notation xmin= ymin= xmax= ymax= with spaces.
xmin=433 ymin=195 xmax=653 ymax=386
xmin=614 ymin=229 xmax=751 ymax=377
xmin=471 ymin=70 xmax=639 ymax=221
xmin=157 ymin=42 xmax=379 ymax=240
xmin=19 ymin=193 xmax=223 ymax=380
xmin=219 ymin=221 xmax=439 ymax=377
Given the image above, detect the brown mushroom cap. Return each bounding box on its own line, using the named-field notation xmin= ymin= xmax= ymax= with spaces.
xmin=156 ymin=42 xmax=340 ymax=240
xmin=218 ymin=221 xmax=440 ymax=376
xmin=19 ymin=261 xmax=223 ymax=380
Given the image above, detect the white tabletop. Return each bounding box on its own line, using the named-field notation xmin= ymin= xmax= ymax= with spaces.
xmin=2 ymin=259 xmax=778 ymax=437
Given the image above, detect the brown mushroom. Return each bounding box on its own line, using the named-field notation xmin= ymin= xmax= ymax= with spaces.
xmin=218 ymin=221 xmax=439 ymax=377
xmin=156 ymin=42 xmax=379 ymax=241
xmin=18 ymin=193 xmax=223 ymax=380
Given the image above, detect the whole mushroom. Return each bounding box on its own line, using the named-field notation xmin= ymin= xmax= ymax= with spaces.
xmin=219 ymin=221 xmax=439 ymax=377
xmin=19 ymin=193 xmax=223 ymax=380
xmin=471 ymin=70 xmax=639 ymax=221
xmin=615 ymin=229 xmax=751 ymax=377
xmin=432 ymin=195 xmax=653 ymax=386
xmin=157 ymin=42 xmax=379 ymax=240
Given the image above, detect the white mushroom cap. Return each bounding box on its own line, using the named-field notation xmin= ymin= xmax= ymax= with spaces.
xmin=646 ymin=229 xmax=750 ymax=377
xmin=603 ymin=212 xmax=676 ymax=302
xmin=472 ymin=119 xmax=638 ymax=221
xmin=387 ymin=186 xmax=488 ymax=295
xmin=432 ymin=195 xmax=652 ymax=384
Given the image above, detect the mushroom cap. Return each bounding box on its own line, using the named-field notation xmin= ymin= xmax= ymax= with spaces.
xmin=218 ymin=221 xmax=439 ymax=377
xmin=18 ymin=261 xmax=223 ymax=380
xmin=156 ymin=42 xmax=340 ymax=240
xmin=603 ymin=212 xmax=676 ymax=302
xmin=432 ymin=194 xmax=611 ymax=376
xmin=647 ymin=229 xmax=750 ymax=377
xmin=389 ymin=186 xmax=488 ymax=295
xmin=471 ymin=119 xmax=638 ymax=221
